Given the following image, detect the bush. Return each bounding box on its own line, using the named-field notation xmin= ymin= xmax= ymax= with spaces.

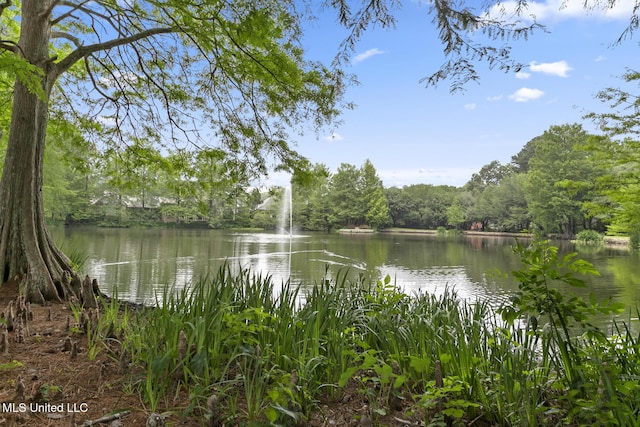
xmin=575 ymin=229 xmax=604 ymax=244
xmin=630 ymin=231 xmax=640 ymax=251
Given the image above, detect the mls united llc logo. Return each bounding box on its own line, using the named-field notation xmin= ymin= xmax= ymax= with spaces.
xmin=1 ymin=402 xmax=88 ymax=413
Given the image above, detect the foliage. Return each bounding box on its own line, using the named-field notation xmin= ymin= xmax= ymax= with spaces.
xmin=446 ymin=199 xmax=466 ymax=229
xmin=523 ymin=124 xmax=603 ymax=236
xmin=575 ymin=230 xmax=604 ymax=244
xmin=292 ymin=163 xmax=331 ymax=232
xmin=321 ymin=160 xmax=391 ymax=230
xmin=581 ymin=70 xmax=640 ymax=235
xmin=327 ymin=163 xmax=364 ymax=228
xmin=360 ymin=160 xmax=392 ymax=230
xmin=581 ymin=136 xmax=640 ymax=235
xmin=468 ymin=173 xmax=530 ymax=232
xmin=386 ymin=184 xmax=458 ymax=230
xmin=586 ymin=69 xmax=640 ymax=138
xmin=464 ymin=160 xmax=513 ymax=193
xmin=498 ymin=239 xmax=634 ymax=424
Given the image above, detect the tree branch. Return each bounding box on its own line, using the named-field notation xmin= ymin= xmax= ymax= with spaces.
xmin=0 ymin=40 xmax=18 ymax=53
xmin=52 ymin=0 xmax=92 ymax=25
xmin=51 ymin=31 xmax=83 ymax=47
xmin=83 ymin=55 xmax=116 ymax=104
xmin=53 ymin=0 xmax=128 ymax=39
xmin=42 ymin=0 xmax=62 ymax=19
xmin=52 ymin=27 xmax=174 ymax=78
xmin=0 ymin=1 xmax=11 ymax=18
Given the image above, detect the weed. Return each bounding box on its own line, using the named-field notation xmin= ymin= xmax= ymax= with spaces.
xmin=0 ymin=360 xmax=23 ymax=371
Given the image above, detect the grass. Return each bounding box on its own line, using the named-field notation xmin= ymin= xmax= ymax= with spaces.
xmin=85 ymin=241 xmax=640 ymax=426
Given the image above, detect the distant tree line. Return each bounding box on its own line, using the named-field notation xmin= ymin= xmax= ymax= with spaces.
xmin=383 ymin=122 xmax=635 ymax=238
xmin=1 ymin=114 xmax=638 ymax=237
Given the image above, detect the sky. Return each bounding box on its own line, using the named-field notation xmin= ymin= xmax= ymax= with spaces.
xmin=262 ymin=0 xmax=640 ymax=188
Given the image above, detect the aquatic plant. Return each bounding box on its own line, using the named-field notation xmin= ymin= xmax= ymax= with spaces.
xmin=79 ymin=241 xmax=640 ymax=425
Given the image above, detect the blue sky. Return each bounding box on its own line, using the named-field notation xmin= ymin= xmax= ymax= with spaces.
xmin=265 ymin=0 xmax=639 ymax=188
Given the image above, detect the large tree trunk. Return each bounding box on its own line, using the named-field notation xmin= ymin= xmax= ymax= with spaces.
xmin=0 ymin=0 xmax=71 ymax=304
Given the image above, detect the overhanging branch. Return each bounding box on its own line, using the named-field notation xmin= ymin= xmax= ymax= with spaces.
xmin=51 ymin=31 xmax=83 ymax=47
xmin=0 ymin=39 xmax=18 ymax=53
xmin=52 ymin=26 xmax=174 ymax=78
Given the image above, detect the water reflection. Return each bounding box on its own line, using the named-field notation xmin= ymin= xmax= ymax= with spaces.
xmin=53 ymin=227 xmax=640 ymax=321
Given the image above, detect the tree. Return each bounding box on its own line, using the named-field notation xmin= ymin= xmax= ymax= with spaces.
xmin=292 ymin=163 xmax=331 ymax=232
xmin=472 ymin=173 xmax=530 ymax=231
xmin=582 ymin=136 xmax=640 ymax=235
xmin=446 ymin=199 xmax=466 ymax=230
xmin=192 ymin=148 xmax=232 ymax=225
xmin=328 ymin=163 xmax=363 ymax=228
xmin=464 ymin=160 xmax=513 ymax=193
xmin=42 ymin=115 xmax=95 ymax=223
xmin=586 ymin=69 xmax=640 ymax=139
xmin=523 ymin=124 xmax=601 ymax=237
xmin=385 ymin=187 xmax=418 ymax=228
xmin=0 ymin=1 xmax=349 ymax=302
xmin=511 ymin=136 xmax=542 ymax=174
xmin=584 ymin=70 xmax=640 ymax=234
xmin=422 ymin=185 xmax=462 ymax=229
xmin=360 ymin=159 xmax=391 ymax=230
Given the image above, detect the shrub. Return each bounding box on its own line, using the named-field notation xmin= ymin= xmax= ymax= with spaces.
xmin=630 ymin=231 xmax=640 ymax=251
xmin=575 ymin=229 xmax=604 ymax=244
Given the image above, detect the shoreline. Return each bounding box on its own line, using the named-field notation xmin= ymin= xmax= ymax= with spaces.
xmin=378 ymin=228 xmax=533 ymax=238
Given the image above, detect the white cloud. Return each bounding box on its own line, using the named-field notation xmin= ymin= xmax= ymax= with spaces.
xmin=488 ymin=0 xmax=635 ymax=24
xmin=322 ymin=132 xmax=344 ymax=142
xmin=99 ymin=70 xmax=139 ymax=87
xmin=486 ymin=0 xmax=636 ymax=22
xmin=508 ymin=87 xmax=544 ymax=102
xmin=594 ymin=55 xmax=606 ymax=62
xmin=464 ymin=103 xmax=477 ymax=111
xmin=516 ymin=71 xmax=531 ymax=79
xmin=487 ymin=95 xmax=503 ymax=102
xmin=97 ymin=116 xmax=116 ymax=127
xmin=529 ymin=60 xmax=572 ymax=77
xmin=352 ymin=48 xmax=386 ymax=64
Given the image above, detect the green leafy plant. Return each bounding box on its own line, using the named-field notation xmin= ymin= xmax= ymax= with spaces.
xmin=416 ymin=376 xmax=480 ymax=427
xmin=0 ymin=360 xmax=24 ymax=371
xmin=575 ymin=230 xmax=604 ymax=244
xmin=498 ymin=239 xmax=625 ymax=407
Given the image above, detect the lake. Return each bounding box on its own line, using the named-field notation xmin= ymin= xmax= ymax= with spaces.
xmin=53 ymin=227 xmax=640 ymax=323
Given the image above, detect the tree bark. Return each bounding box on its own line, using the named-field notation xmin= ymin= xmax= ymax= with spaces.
xmin=0 ymin=0 xmax=71 ymax=303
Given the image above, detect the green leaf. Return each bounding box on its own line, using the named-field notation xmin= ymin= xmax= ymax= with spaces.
xmin=442 ymin=407 xmax=464 ymax=418
xmin=264 ymin=406 xmax=278 ymax=422
xmin=393 ymin=374 xmax=408 ymax=389
xmin=338 ymin=366 xmax=359 ymax=388
xmin=373 ymin=408 xmax=387 ymax=416
xmin=409 ymin=356 xmax=431 ymax=374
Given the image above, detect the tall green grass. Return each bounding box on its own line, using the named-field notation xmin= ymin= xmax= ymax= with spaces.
xmin=91 ymin=243 xmax=640 ymax=426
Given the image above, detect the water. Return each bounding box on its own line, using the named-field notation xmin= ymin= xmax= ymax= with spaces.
xmin=53 ymin=227 xmax=640 ymax=324
xmin=277 ymin=185 xmax=292 ymax=235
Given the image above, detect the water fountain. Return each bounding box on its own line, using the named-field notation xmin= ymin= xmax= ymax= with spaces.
xmin=277 ymin=185 xmax=293 ymax=235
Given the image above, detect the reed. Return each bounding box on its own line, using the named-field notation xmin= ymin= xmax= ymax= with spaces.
xmin=91 ymin=243 xmax=640 ymax=426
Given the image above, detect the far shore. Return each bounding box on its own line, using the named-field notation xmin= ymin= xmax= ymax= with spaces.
xmin=378 ymin=227 xmax=533 ymax=238
xmin=371 ymin=228 xmax=632 ymax=248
